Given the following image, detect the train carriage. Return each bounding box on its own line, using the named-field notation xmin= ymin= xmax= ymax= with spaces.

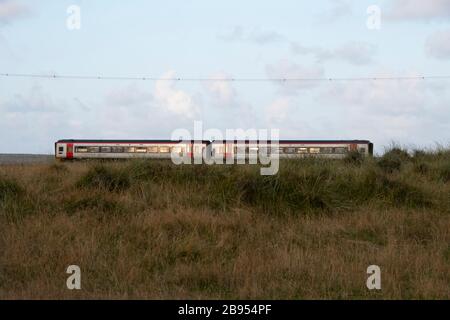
xmin=209 ymin=140 xmax=373 ymax=161
xmin=55 ymin=139 xmax=373 ymax=161
xmin=55 ymin=140 xmax=209 ymax=160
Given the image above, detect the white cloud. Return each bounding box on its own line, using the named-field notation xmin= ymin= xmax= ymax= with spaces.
xmin=0 ymin=85 xmax=60 ymax=113
xmin=265 ymin=97 xmax=291 ymax=124
xmin=425 ymin=29 xmax=450 ymax=60
xmin=266 ymin=59 xmax=324 ymax=94
xmin=317 ymin=70 xmax=450 ymax=148
xmin=218 ymin=26 xmax=285 ymax=45
xmin=320 ymin=71 xmax=428 ymax=115
xmin=154 ymin=71 xmax=200 ymax=118
xmin=203 ymin=72 xmax=237 ymax=107
xmin=0 ymin=0 xmax=28 ymax=24
xmin=317 ymin=0 xmax=353 ymax=23
xmin=386 ymin=0 xmax=450 ymax=21
xmin=105 ymin=83 xmax=153 ymax=107
xmin=291 ymin=41 xmax=377 ymax=65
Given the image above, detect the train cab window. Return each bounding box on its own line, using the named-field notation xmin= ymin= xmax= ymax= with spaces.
xmin=148 ymin=146 xmax=158 ymax=153
xmin=75 ymin=147 xmax=88 ymax=153
xmin=159 ymin=146 xmax=170 ymax=153
xmin=309 ymin=148 xmax=321 ymax=154
xmin=297 ymin=148 xmax=308 ymax=154
xmin=88 ymin=147 xmax=100 ymax=153
xmin=135 ymin=147 xmax=147 ymax=153
xmin=334 ymin=147 xmax=347 ymax=154
xmin=100 ymin=147 xmax=111 ymax=153
xmin=58 ymin=146 xmax=64 ymax=153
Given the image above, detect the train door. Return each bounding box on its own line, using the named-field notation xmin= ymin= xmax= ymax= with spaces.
xmin=66 ymin=143 xmax=74 ymax=159
xmin=56 ymin=143 xmax=66 ymax=159
xmin=349 ymin=143 xmax=357 ymax=152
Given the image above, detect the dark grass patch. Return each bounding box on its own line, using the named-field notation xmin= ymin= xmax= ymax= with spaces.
xmin=443 ymin=245 xmax=450 ymax=263
xmin=413 ymin=162 xmax=430 ymax=175
xmin=344 ymin=150 xmax=365 ymax=166
xmin=77 ymin=165 xmax=130 ymax=192
xmin=0 ymin=176 xmax=23 ymax=201
xmin=63 ymin=194 xmax=122 ymax=214
xmin=340 ymin=228 xmax=387 ymax=246
xmin=437 ymin=163 xmax=450 ymax=183
xmin=48 ymin=163 xmax=69 ymax=174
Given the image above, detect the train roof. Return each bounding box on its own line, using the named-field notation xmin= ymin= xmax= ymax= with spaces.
xmin=211 ymin=140 xmax=372 ymax=144
xmin=56 ymin=139 xmax=210 ymax=144
xmin=56 ymin=139 xmax=372 ymax=144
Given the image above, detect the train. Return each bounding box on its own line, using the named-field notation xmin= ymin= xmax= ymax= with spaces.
xmin=55 ymin=139 xmax=373 ymax=161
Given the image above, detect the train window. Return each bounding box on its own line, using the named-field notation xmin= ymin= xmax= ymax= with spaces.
xmin=297 ymin=148 xmax=308 ymax=154
xmin=100 ymin=147 xmax=111 ymax=153
xmin=309 ymin=148 xmax=321 ymax=154
xmin=284 ymin=147 xmax=296 ymax=154
xmin=334 ymin=147 xmax=347 ymax=154
xmin=148 ymin=146 xmax=158 ymax=153
xmin=159 ymin=146 xmax=170 ymax=153
xmin=88 ymin=147 xmax=100 ymax=153
xmin=359 ymin=148 xmax=366 ymax=153
xmin=135 ymin=147 xmax=147 ymax=153
xmin=125 ymin=147 xmax=136 ymax=153
xmin=194 ymin=146 xmax=203 ymax=153
xmin=322 ymin=147 xmax=333 ymax=154
xmin=58 ymin=146 xmax=64 ymax=152
xmin=172 ymin=147 xmax=184 ymax=154
xmin=259 ymin=147 xmax=269 ymax=155
xmin=111 ymin=147 xmax=124 ymax=153
xmin=75 ymin=147 xmax=88 ymax=153
xmin=234 ymin=145 xmax=245 ymax=155
xmin=278 ymin=147 xmax=284 ymax=154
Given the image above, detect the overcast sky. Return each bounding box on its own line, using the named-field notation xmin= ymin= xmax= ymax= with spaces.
xmin=1 ymin=0 xmax=450 ymax=154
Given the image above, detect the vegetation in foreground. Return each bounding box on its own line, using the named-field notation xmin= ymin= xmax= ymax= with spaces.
xmin=0 ymin=147 xmax=449 ymax=299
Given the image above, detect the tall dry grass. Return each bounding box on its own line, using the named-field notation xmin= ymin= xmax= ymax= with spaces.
xmin=0 ymin=147 xmax=449 ymax=299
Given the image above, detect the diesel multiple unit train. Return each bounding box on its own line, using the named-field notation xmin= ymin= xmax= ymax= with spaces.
xmin=55 ymin=139 xmax=373 ymax=160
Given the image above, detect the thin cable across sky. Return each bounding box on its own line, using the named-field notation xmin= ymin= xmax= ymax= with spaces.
xmin=1 ymin=72 xmax=450 ymax=82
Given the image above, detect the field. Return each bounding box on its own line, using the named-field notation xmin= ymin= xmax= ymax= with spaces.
xmin=0 ymin=148 xmax=449 ymax=299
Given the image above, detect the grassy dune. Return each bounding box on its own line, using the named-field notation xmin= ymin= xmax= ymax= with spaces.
xmin=0 ymin=148 xmax=449 ymax=299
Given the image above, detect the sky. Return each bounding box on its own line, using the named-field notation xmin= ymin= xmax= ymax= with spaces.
xmin=0 ymin=0 xmax=450 ymax=154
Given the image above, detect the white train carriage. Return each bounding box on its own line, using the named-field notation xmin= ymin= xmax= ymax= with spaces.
xmin=55 ymin=140 xmax=209 ymax=160
xmin=55 ymin=139 xmax=373 ymax=161
xmin=209 ymin=140 xmax=373 ymax=161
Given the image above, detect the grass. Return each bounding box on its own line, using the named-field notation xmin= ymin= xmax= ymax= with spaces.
xmin=0 ymin=147 xmax=449 ymax=299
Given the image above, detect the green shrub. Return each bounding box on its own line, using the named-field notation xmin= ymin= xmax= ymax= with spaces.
xmin=344 ymin=150 xmax=364 ymax=165
xmin=438 ymin=163 xmax=450 ymax=183
xmin=377 ymin=176 xmax=431 ymax=208
xmin=64 ymin=194 xmax=121 ymax=213
xmin=378 ymin=148 xmax=410 ymax=173
xmin=77 ymin=165 xmax=130 ymax=192
xmin=413 ymin=162 xmax=429 ymax=175
xmin=48 ymin=163 xmax=69 ymax=174
xmin=0 ymin=176 xmax=23 ymax=201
